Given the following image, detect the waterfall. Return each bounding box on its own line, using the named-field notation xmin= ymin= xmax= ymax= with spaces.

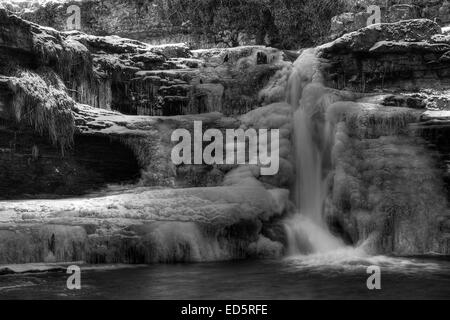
xmin=284 ymin=49 xmax=345 ymax=255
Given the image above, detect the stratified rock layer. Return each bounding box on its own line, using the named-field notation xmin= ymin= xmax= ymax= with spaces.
xmin=1 ymin=0 xmax=348 ymax=49
xmin=330 ymin=0 xmax=450 ymax=40
xmin=319 ymin=19 xmax=450 ymax=92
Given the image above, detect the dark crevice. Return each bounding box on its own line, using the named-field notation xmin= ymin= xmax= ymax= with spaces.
xmin=0 ymin=127 xmax=141 ymax=200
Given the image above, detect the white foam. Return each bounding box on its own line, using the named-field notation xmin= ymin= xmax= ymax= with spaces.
xmin=283 ymin=247 xmax=445 ymax=274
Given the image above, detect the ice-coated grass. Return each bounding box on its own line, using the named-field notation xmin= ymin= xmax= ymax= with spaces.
xmin=6 ymin=68 xmax=75 ymax=153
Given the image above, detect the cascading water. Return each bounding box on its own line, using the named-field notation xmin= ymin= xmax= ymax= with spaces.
xmin=284 ymin=50 xmax=345 ymax=255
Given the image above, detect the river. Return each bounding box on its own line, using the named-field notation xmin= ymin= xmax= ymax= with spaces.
xmin=1 ymin=254 xmax=449 ymax=300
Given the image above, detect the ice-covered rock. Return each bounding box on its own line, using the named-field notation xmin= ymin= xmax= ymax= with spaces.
xmin=0 ymin=184 xmax=287 ymax=264
xmin=327 ymin=124 xmax=450 ymax=254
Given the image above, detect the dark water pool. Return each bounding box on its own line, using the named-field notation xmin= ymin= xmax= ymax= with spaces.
xmin=1 ymin=252 xmax=450 ymax=300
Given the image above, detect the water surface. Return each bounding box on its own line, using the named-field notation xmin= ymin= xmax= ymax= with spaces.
xmin=1 ymin=254 xmax=449 ymax=300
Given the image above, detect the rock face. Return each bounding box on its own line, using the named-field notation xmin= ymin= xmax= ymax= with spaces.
xmin=319 ymin=19 xmax=450 ymax=92
xmin=330 ymin=0 xmax=450 ymax=40
xmin=0 ymin=12 xmax=281 ymax=113
xmin=0 ymin=130 xmax=141 ymax=200
xmin=127 ymin=45 xmax=287 ymax=117
xmin=0 ymin=7 xmax=289 ymax=119
xmin=0 ymin=0 xmax=349 ymax=49
xmin=65 ymin=32 xmax=287 ymax=117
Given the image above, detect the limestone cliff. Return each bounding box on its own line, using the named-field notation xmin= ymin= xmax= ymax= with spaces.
xmin=1 ymin=0 xmax=349 ymax=49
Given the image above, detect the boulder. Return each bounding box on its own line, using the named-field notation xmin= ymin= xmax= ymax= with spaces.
xmin=320 ymin=19 xmax=441 ymax=54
